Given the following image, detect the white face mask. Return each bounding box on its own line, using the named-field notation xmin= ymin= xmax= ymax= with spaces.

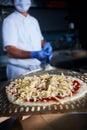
xmin=14 ymin=0 xmax=31 ymax=12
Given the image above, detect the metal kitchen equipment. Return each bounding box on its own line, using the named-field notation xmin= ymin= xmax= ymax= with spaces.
xmin=0 ymin=69 xmax=87 ymax=117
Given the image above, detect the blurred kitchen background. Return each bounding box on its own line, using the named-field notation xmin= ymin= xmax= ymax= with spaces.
xmin=0 ymin=0 xmax=87 ymax=82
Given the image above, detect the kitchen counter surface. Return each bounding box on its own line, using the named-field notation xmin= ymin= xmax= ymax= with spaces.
xmin=0 ymin=113 xmax=87 ymax=130
xmin=51 ymin=49 xmax=87 ymax=63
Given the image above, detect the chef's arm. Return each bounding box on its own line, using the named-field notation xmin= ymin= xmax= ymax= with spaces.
xmin=6 ymin=45 xmax=30 ymax=59
xmin=6 ymin=40 xmax=46 ymax=59
xmin=41 ymin=39 xmax=46 ymax=48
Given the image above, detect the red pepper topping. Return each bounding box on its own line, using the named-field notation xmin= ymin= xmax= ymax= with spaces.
xmin=72 ymin=80 xmax=81 ymax=94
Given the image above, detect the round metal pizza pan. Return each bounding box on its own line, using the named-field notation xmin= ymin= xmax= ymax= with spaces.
xmin=0 ymin=69 xmax=87 ymax=116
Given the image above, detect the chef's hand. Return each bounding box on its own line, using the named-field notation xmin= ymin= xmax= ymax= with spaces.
xmin=45 ymin=53 xmax=53 ymax=64
xmin=43 ymin=42 xmax=52 ymax=54
xmin=30 ymin=50 xmax=46 ymax=62
xmin=43 ymin=42 xmax=53 ymax=63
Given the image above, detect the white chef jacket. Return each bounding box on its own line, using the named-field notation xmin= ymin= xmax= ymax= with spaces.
xmin=2 ymin=11 xmax=44 ymax=79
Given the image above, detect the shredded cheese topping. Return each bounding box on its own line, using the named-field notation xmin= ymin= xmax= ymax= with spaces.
xmin=6 ymin=73 xmax=81 ymax=103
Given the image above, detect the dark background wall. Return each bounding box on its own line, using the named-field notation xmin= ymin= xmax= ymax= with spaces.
xmin=67 ymin=0 xmax=87 ymax=49
xmin=29 ymin=8 xmax=68 ymax=32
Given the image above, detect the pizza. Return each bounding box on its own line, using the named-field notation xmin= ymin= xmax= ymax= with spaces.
xmin=5 ymin=73 xmax=87 ymax=106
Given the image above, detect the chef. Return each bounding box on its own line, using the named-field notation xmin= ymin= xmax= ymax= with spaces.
xmin=2 ymin=0 xmax=53 ymax=79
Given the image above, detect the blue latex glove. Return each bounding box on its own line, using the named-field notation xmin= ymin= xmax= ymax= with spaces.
xmin=45 ymin=54 xmax=53 ymax=64
xmin=43 ymin=42 xmax=53 ymax=63
xmin=43 ymin=42 xmax=53 ymax=55
xmin=30 ymin=50 xmax=46 ymax=62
